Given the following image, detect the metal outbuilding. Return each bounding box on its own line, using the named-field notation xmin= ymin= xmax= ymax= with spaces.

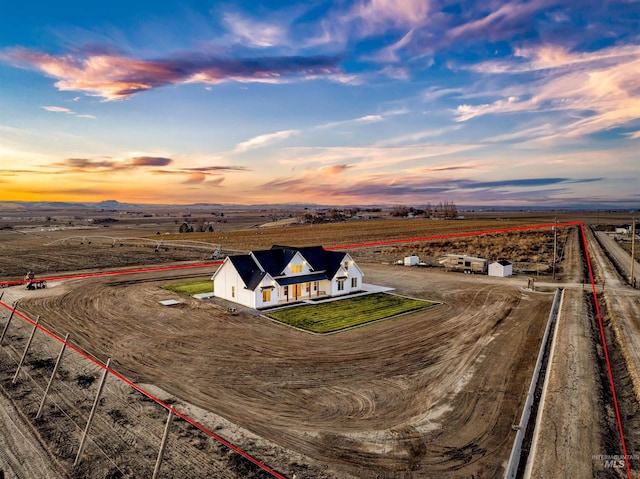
xmin=489 ymin=260 xmax=513 ymax=277
xmin=404 ymin=255 xmax=419 ymax=266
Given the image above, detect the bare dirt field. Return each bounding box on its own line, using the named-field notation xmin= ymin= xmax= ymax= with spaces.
xmin=8 ymin=262 xmax=552 ymax=478
xmin=2 ymin=211 xmax=639 ymax=478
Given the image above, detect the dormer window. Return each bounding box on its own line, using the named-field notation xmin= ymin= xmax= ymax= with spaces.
xmin=343 ymin=261 xmax=349 ymax=270
xmin=291 ymin=264 xmax=302 ymax=274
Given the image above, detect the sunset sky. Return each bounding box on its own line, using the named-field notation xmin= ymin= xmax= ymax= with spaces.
xmin=1 ymin=0 xmax=639 ymax=207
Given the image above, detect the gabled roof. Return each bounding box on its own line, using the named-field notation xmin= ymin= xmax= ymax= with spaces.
xmin=271 ymin=245 xmax=346 ymax=278
xmin=228 ymin=255 xmax=267 ymax=290
xmin=221 ymin=245 xmax=350 ymax=291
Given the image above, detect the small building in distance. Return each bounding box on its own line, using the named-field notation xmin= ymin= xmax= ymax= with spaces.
xmin=615 ymin=226 xmax=631 ymax=235
xmin=438 ymin=254 xmax=488 ymax=274
xmin=211 ymin=245 xmax=364 ymax=309
xmin=404 ymin=255 xmax=419 ymax=266
xmin=489 ymin=260 xmax=513 ymax=277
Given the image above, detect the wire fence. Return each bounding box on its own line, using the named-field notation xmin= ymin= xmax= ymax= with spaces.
xmin=0 ymin=300 xmax=285 ymax=479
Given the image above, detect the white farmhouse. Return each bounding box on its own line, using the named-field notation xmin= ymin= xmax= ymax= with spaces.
xmin=488 ymin=260 xmax=513 ymax=277
xmin=211 ymin=245 xmax=364 ymax=309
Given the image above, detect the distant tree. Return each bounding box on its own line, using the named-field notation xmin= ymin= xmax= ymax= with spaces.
xmin=196 ymin=218 xmax=207 ymax=232
xmin=425 ymin=202 xmax=432 ymax=218
xmin=391 ymin=205 xmax=410 ymax=217
xmin=327 ymin=208 xmax=344 ymax=221
xmin=179 ymin=222 xmax=190 ymax=233
xmin=444 ymin=201 xmax=458 ymax=219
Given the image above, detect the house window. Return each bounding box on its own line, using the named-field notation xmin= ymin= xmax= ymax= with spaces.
xmin=343 ymin=261 xmax=349 ymax=270
xmin=231 ymin=286 xmax=235 ymax=298
xmin=284 ymin=285 xmax=288 ymax=296
xmin=291 ymin=264 xmax=302 ymax=274
xmin=337 ymin=279 xmax=345 ymax=291
xmin=262 ymin=289 xmax=271 ymax=302
xmin=351 ymin=277 xmax=357 ymax=288
xmin=305 ymin=282 xmax=310 ymax=293
xmin=313 ymin=282 xmax=318 ymax=291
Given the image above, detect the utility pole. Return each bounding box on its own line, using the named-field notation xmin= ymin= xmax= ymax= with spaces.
xmin=631 ymin=217 xmax=636 ymax=286
xmin=552 ymin=217 xmax=557 ymax=280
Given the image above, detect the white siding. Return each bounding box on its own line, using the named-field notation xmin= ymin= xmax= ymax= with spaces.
xmin=212 ymin=260 xmax=255 ymax=308
xmin=282 ymin=252 xmax=314 ymax=276
xmin=404 ymin=256 xmax=419 ymax=266
xmin=255 ymin=275 xmax=278 ymax=309
xmin=330 ymin=254 xmax=363 ymax=296
xmin=488 ymin=262 xmax=513 ymax=277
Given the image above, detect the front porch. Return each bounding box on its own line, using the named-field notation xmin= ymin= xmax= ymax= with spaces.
xmin=276 ymin=280 xmax=329 ymax=304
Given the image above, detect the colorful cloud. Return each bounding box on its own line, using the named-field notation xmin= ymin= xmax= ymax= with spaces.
xmin=1 ymin=48 xmax=342 ymax=100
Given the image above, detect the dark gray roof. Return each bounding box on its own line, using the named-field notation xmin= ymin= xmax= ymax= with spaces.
xmin=228 ymin=245 xmax=348 ymax=291
xmin=272 ymin=245 xmax=346 ymax=279
xmin=495 ymin=260 xmax=512 ymax=266
xmin=228 ymin=255 xmax=266 ymax=290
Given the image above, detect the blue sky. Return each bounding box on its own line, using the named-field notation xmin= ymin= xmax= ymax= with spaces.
xmin=1 ymin=0 xmax=639 ymax=206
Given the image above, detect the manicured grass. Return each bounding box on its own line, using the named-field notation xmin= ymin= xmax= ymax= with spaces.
xmin=266 ymin=293 xmax=436 ymax=333
xmin=163 ymin=278 xmax=212 ymax=296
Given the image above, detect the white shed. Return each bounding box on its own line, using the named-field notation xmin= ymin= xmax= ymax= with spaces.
xmin=489 ymin=260 xmax=513 ymax=277
xmin=404 ymin=255 xmax=419 ymax=266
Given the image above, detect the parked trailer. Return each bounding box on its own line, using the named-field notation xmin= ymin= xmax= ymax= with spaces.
xmin=438 ymin=254 xmax=488 ymax=274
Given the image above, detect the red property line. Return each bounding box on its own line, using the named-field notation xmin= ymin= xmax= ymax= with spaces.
xmin=580 ymin=223 xmax=632 ymax=479
xmin=0 ymin=261 xmax=224 ymax=287
xmin=0 ymin=302 xmax=286 ymax=479
xmin=328 ymin=221 xmax=583 ymax=249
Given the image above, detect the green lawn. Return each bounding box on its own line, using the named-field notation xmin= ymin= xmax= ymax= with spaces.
xmin=266 ymin=293 xmax=436 ymax=333
xmin=163 ymin=278 xmax=212 ymax=296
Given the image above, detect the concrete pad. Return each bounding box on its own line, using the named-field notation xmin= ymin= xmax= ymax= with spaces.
xmin=159 ymin=299 xmax=181 ymax=306
xmin=192 ymin=292 xmax=215 ymax=299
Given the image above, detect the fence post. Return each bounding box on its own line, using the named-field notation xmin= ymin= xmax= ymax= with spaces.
xmin=12 ymin=316 xmax=40 ymax=384
xmin=152 ymin=409 xmax=174 ymax=479
xmin=36 ymin=333 xmax=70 ymax=419
xmin=0 ymin=301 xmax=19 ymax=345
xmin=74 ymin=358 xmax=112 ymax=467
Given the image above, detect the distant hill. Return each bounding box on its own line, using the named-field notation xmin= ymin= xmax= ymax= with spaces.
xmin=0 ymin=200 xmax=636 ymax=212
xmin=0 ymin=200 xmax=323 ymax=211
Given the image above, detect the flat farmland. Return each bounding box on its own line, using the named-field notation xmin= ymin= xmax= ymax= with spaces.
xmin=161 ymin=218 xmax=536 ymax=252
xmin=0 ymin=217 xmax=541 ymax=281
